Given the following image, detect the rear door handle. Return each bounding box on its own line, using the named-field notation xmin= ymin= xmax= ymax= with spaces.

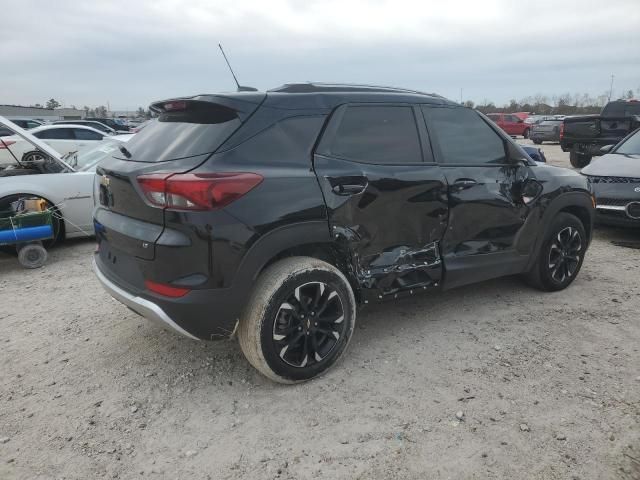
xmin=451 ymin=178 xmax=477 ymax=190
xmin=332 ymin=183 xmax=367 ymax=195
xmin=327 ymin=175 xmax=368 ymax=196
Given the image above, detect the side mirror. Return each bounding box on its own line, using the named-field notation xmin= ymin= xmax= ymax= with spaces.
xmin=600 ymin=144 xmax=614 ymax=154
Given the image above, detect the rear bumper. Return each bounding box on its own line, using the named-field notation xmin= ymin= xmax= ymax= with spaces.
xmin=93 ymin=259 xmax=201 ymax=340
xmin=530 ymin=132 xmax=559 ymax=141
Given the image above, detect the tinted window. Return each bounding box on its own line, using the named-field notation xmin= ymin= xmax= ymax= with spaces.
xmin=35 ymin=128 xmax=74 ymax=140
xmin=329 ymin=105 xmax=422 ymax=164
xmin=26 ymin=121 xmax=40 ymax=129
xmin=74 ymin=129 xmax=103 ymax=140
xmin=625 ymin=103 xmax=640 ymax=116
xmin=424 ymin=107 xmax=507 ymax=164
xmin=487 ymin=114 xmax=500 ymax=121
xmin=120 ymin=101 xmax=241 ymax=162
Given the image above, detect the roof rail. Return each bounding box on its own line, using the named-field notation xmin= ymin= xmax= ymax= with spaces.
xmin=268 ymin=82 xmax=443 ymax=98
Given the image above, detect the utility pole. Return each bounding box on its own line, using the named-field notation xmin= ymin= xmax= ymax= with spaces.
xmin=460 ymin=88 xmax=463 ymax=104
xmin=608 ymin=74 xmax=615 ymax=102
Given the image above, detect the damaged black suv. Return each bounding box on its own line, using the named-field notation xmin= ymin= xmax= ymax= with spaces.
xmin=93 ymin=83 xmax=594 ymax=383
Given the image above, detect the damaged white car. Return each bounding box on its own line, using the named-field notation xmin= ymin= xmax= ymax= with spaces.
xmin=0 ymin=116 xmax=132 ymax=244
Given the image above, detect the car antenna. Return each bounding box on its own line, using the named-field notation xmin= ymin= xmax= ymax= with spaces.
xmin=218 ymin=43 xmax=258 ymax=92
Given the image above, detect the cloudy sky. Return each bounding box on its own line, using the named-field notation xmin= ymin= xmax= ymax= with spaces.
xmin=2 ymin=0 xmax=639 ymax=110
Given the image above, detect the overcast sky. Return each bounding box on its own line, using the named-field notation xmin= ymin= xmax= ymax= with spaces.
xmin=2 ymin=0 xmax=639 ymax=110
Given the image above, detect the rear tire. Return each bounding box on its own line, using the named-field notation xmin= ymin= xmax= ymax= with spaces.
xmin=569 ymin=151 xmax=591 ymax=168
xmin=523 ymin=128 xmax=530 ymax=139
xmin=533 ymin=139 xmax=543 ymax=145
xmin=523 ymin=213 xmax=586 ymax=292
xmin=238 ymin=257 xmax=357 ymax=384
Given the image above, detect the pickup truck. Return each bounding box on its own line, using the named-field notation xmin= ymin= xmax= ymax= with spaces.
xmin=561 ymin=99 xmax=640 ymax=168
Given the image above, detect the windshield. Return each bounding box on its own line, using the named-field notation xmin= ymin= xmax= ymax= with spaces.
xmin=74 ymin=139 xmax=123 ymax=171
xmin=615 ymin=129 xmax=640 ymax=155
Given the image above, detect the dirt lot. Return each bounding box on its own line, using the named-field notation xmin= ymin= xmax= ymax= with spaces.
xmin=1 ymin=141 xmax=639 ymax=480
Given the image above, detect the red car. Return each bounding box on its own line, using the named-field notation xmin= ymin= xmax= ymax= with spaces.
xmin=486 ymin=113 xmax=531 ymax=138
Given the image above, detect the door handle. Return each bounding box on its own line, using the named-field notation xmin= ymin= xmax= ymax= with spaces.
xmin=332 ymin=183 xmax=367 ymax=195
xmin=451 ymin=178 xmax=477 ymax=190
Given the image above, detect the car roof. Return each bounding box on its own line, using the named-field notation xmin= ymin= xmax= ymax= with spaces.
xmin=31 ymin=124 xmax=106 ymax=135
xmin=152 ymin=82 xmax=457 ymax=113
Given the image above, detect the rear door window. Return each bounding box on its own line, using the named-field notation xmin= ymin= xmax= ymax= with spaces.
xmin=424 ymin=107 xmax=507 ymax=165
xmin=327 ymin=105 xmax=423 ymax=164
xmin=74 ymin=128 xmax=103 ymax=140
xmin=35 ymin=128 xmax=74 ymax=140
xmin=120 ymin=101 xmax=242 ymax=162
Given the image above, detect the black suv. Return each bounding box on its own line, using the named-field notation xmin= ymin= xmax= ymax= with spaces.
xmin=93 ymin=83 xmax=594 ymax=383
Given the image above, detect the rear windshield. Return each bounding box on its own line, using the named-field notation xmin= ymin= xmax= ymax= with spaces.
xmin=117 ymin=101 xmax=241 ymax=162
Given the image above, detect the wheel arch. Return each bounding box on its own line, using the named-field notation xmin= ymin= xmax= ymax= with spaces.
xmin=0 ymin=191 xmax=66 ymax=242
xmin=234 ymin=221 xmax=361 ymax=302
xmin=526 ymin=191 xmax=594 ymax=271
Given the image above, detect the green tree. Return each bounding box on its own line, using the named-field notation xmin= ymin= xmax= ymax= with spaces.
xmin=45 ymin=98 xmax=61 ymax=109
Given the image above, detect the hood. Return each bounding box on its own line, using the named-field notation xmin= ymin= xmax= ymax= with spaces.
xmin=581 ymin=153 xmax=640 ymax=177
xmin=0 ymin=116 xmax=75 ymax=172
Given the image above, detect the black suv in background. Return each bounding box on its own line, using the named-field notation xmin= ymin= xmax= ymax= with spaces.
xmin=93 ymin=83 xmax=594 ymax=383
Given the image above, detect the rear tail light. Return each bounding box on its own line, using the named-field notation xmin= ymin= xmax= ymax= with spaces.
xmin=0 ymin=140 xmax=16 ymax=149
xmin=137 ymin=172 xmax=263 ymax=211
xmin=144 ymin=279 xmax=190 ymax=298
xmin=559 ymin=122 xmax=564 ymax=141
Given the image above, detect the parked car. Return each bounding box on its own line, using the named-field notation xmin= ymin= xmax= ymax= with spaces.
xmin=531 ymin=119 xmax=563 ymax=144
xmin=0 ymin=124 xmax=107 ymax=165
xmin=0 ymin=118 xmax=43 ymax=136
xmin=520 ymin=144 xmax=547 ymax=163
xmin=0 ymin=116 xmax=132 ymax=243
xmin=561 ymin=99 xmax=640 ymax=168
xmin=581 ymin=128 xmax=640 ymax=227
xmin=86 ymin=117 xmax=130 ymax=132
xmin=486 ymin=113 xmax=531 ymax=138
xmin=92 ymin=83 xmax=594 ymax=383
xmin=53 ymin=120 xmax=117 ymax=135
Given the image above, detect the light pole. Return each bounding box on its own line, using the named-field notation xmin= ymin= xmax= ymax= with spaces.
xmin=608 ymin=74 xmax=615 ymax=102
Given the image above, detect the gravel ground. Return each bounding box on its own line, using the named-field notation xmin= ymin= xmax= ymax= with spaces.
xmin=1 ymin=141 xmax=639 ymax=480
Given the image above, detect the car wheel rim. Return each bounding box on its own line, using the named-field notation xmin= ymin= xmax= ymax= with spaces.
xmin=548 ymin=226 xmax=582 ymax=283
xmin=272 ymin=281 xmax=345 ymax=368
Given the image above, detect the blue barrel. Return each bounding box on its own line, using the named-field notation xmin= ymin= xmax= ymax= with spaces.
xmin=0 ymin=225 xmax=53 ymax=245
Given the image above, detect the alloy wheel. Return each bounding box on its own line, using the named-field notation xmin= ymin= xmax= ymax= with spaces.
xmin=548 ymin=226 xmax=582 ymax=283
xmin=272 ymin=281 xmax=345 ymax=368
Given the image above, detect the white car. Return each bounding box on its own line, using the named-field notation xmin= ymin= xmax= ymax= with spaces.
xmin=0 ymin=117 xmax=132 ymax=242
xmin=0 ymin=124 xmax=107 ymax=166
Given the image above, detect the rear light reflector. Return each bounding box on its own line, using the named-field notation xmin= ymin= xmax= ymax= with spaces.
xmin=144 ymin=279 xmax=190 ymax=298
xmin=0 ymin=140 xmax=16 ymax=149
xmin=559 ymin=122 xmax=564 ymax=141
xmin=137 ymin=172 xmax=263 ymax=211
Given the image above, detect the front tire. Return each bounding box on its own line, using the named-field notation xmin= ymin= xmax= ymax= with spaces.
xmin=569 ymin=151 xmax=591 ymax=168
xmin=533 ymin=139 xmax=543 ymax=145
xmin=523 ymin=128 xmax=530 ymax=139
xmin=523 ymin=213 xmax=586 ymax=292
xmin=238 ymin=257 xmax=356 ymax=384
